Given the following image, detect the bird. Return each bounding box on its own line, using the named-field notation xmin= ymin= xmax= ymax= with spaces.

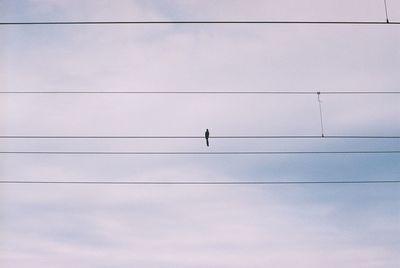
xmin=205 ymin=129 xmax=210 ymax=147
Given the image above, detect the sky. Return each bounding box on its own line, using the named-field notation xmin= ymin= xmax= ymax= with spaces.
xmin=0 ymin=0 xmax=400 ymax=267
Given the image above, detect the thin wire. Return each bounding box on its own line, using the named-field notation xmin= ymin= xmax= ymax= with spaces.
xmin=1 ymin=91 xmax=399 ymax=94
xmin=0 ymin=135 xmax=399 ymax=139
xmin=0 ymin=179 xmax=399 ymax=185
xmin=384 ymin=0 xmax=390 ymax=23
xmin=1 ymin=150 xmax=399 ymax=155
xmin=0 ymin=21 xmax=399 ymax=25
xmin=317 ymin=92 xmax=325 ymax=137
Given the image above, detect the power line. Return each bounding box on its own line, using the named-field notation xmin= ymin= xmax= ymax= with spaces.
xmin=1 ymin=150 xmax=399 ymax=155
xmin=0 ymin=135 xmax=399 ymax=139
xmin=0 ymin=179 xmax=399 ymax=185
xmin=317 ymin=92 xmax=325 ymax=137
xmin=0 ymin=20 xmax=399 ymax=26
xmin=1 ymin=91 xmax=399 ymax=94
xmin=384 ymin=0 xmax=390 ymax=23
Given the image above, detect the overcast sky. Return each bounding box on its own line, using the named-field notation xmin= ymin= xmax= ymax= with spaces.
xmin=1 ymin=1 xmax=400 ymax=267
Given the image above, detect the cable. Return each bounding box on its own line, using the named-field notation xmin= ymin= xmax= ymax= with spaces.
xmin=0 ymin=20 xmax=399 ymax=26
xmin=0 ymin=135 xmax=399 ymax=139
xmin=384 ymin=0 xmax=390 ymax=23
xmin=0 ymin=179 xmax=399 ymax=185
xmin=317 ymin=92 xmax=325 ymax=137
xmin=1 ymin=91 xmax=399 ymax=94
xmin=1 ymin=150 xmax=399 ymax=155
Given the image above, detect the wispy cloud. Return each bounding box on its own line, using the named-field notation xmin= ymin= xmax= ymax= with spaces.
xmin=1 ymin=0 xmax=399 ymax=267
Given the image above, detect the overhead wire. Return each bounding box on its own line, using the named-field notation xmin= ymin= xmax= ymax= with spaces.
xmin=317 ymin=92 xmax=325 ymax=137
xmin=1 ymin=91 xmax=399 ymax=94
xmin=0 ymin=135 xmax=399 ymax=139
xmin=1 ymin=7 xmax=399 ymax=190
xmin=0 ymin=179 xmax=399 ymax=185
xmin=0 ymin=20 xmax=399 ymax=25
xmin=1 ymin=150 xmax=399 ymax=155
xmin=384 ymin=0 xmax=390 ymax=23
xmin=2 ymin=90 xmax=398 ymax=140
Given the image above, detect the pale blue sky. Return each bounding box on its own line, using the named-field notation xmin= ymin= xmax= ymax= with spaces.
xmin=1 ymin=1 xmax=399 ymax=267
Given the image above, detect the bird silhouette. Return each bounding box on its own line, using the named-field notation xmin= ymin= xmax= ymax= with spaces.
xmin=205 ymin=129 xmax=210 ymax=147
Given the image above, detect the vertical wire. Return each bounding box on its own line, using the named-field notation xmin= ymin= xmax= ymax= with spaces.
xmin=317 ymin=92 xmax=325 ymax=137
xmin=384 ymin=0 xmax=390 ymax=23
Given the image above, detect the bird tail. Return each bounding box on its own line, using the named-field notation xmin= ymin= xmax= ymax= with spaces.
xmin=206 ymin=140 xmax=209 ymax=147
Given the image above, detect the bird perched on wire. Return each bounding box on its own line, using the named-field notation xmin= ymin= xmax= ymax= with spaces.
xmin=205 ymin=129 xmax=210 ymax=147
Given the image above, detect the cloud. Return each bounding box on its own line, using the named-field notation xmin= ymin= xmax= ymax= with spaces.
xmin=1 ymin=0 xmax=399 ymax=267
